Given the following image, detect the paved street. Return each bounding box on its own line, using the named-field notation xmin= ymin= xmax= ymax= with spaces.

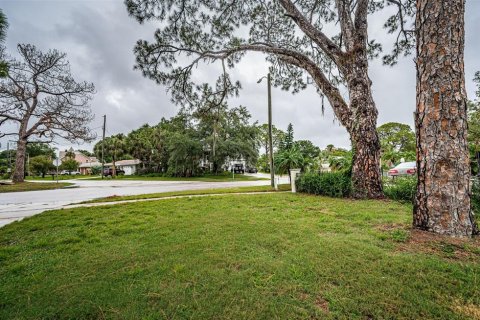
xmin=0 ymin=174 xmax=287 ymax=227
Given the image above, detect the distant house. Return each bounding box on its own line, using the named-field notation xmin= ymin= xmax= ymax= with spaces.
xmin=79 ymin=161 xmax=102 ymax=175
xmin=59 ymin=148 xmax=98 ymax=165
xmin=104 ymin=159 xmax=142 ymax=175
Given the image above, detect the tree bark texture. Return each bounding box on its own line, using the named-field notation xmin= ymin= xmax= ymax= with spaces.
xmin=345 ymin=44 xmax=383 ymax=198
xmin=414 ymin=0 xmax=477 ymax=236
xmin=12 ymin=138 xmax=27 ymax=183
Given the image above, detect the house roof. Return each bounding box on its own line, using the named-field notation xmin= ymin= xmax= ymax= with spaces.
xmin=79 ymin=162 xmax=102 ymax=168
xmin=105 ymin=159 xmax=141 ymax=166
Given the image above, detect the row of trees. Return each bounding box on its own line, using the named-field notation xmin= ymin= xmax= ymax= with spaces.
xmin=0 ymin=143 xmax=81 ymax=178
xmin=93 ymin=105 xmax=259 ymax=177
xmin=125 ymin=0 xmax=477 ymax=236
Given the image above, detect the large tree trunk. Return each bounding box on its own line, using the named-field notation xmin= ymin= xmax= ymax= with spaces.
xmin=12 ymin=139 xmax=27 ymax=183
xmin=414 ymin=0 xmax=477 ymax=237
xmin=346 ymin=59 xmax=383 ymax=199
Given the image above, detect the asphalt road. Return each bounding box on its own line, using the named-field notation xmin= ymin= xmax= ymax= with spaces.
xmin=0 ymin=174 xmax=287 ymax=228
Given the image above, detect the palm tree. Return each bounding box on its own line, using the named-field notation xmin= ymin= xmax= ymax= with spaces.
xmin=275 ymin=147 xmax=304 ymax=182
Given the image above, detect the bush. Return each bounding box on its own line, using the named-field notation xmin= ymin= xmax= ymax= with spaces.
xmin=383 ymin=177 xmax=417 ymax=203
xmin=296 ymin=171 xmax=351 ymax=198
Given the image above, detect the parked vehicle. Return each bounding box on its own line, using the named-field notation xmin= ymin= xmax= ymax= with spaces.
xmin=231 ymin=164 xmax=245 ymax=174
xmin=388 ymin=161 xmax=416 ymax=177
xmin=103 ymin=168 xmax=125 ymax=176
xmin=246 ymin=167 xmax=258 ymax=173
xmin=60 ymin=170 xmax=81 ymax=175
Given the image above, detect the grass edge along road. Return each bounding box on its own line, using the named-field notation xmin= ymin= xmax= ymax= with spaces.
xmin=82 ymin=184 xmax=291 ymax=204
xmin=1 ymin=193 xmax=479 ymax=319
xmin=0 ymin=182 xmax=73 ymax=193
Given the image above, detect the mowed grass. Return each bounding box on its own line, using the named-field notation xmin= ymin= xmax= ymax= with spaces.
xmin=83 ymin=183 xmax=291 ymax=203
xmin=1 ymin=194 xmax=479 ymax=319
xmin=0 ymin=182 xmax=73 ymax=193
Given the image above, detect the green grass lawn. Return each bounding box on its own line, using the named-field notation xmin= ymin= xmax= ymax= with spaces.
xmin=87 ymin=173 xmax=268 ymax=182
xmin=1 ymin=194 xmax=479 ymax=319
xmin=0 ymin=181 xmax=73 ymax=193
xmin=83 ymin=183 xmax=291 ymax=203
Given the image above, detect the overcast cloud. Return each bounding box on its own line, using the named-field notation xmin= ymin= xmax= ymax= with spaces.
xmin=1 ymin=0 xmax=479 ymax=152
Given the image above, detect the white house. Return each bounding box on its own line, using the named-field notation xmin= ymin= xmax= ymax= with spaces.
xmin=105 ymin=159 xmax=142 ymax=175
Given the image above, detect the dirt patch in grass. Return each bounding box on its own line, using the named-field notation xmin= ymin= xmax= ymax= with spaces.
xmin=315 ymin=296 xmax=330 ymax=314
xmin=395 ymin=230 xmax=480 ymax=261
xmin=453 ymin=299 xmax=480 ymax=320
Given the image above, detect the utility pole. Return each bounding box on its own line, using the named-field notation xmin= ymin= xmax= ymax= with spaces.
xmin=101 ymin=115 xmax=106 ymax=179
xmin=6 ymin=141 xmax=10 ymax=175
xmin=267 ymin=73 xmax=275 ymax=189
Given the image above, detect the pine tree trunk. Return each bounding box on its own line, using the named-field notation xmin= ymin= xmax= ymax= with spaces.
xmin=347 ymin=63 xmax=383 ymax=199
xmin=12 ymin=139 xmax=27 ymax=183
xmin=414 ymin=0 xmax=477 ymax=236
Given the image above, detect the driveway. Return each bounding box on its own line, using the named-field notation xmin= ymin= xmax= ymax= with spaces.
xmin=0 ymin=175 xmax=287 ymax=228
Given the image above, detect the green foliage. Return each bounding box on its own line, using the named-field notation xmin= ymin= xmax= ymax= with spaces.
xmin=294 ymin=140 xmax=320 ymax=171
xmin=318 ymin=145 xmax=352 ymax=172
xmin=7 ymin=194 xmax=480 ymax=319
xmin=29 ymin=155 xmax=54 ymax=178
xmin=272 ymin=123 xmax=321 ymax=173
xmin=60 ymin=159 xmax=79 ymax=173
xmin=94 ymin=134 xmax=127 ymax=171
xmin=257 ymin=124 xmax=285 ymax=156
xmin=279 ymin=123 xmax=294 ymax=152
xmin=383 ymin=177 xmax=417 ymax=203
xmin=27 ymin=143 xmax=55 ymax=159
xmin=91 ymin=166 xmax=102 ymax=175
xmin=274 ymin=147 xmax=303 ymax=178
xmin=377 ymin=122 xmax=415 ymax=168
xmin=468 ymin=100 xmax=480 ymax=175
xmin=296 ymin=171 xmax=352 ymax=198
xmin=256 ymin=154 xmax=269 ymax=172
xmin=195 ymin=104 xmax=258 ymax=173
xmin=93 ymin=105 xmax=258 ymax=177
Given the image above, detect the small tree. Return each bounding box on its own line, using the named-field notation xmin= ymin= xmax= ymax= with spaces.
xmin=0 ymin=44 xmax=95 ymax=183
xmin=377 ymin=122 xmax=415 ymax=168
xmin=275 ymin=147 xmax=304 ymax=181
xmin=61 ymin=158 xmax=79 ymax=174
xmin=91 ymin=165 xmax=102 ymax=176
xmin=29 ymin=155 xmax=54 ymax=178
xmin=294 ymin=140 xmax=320 ymax=172
xmin=279 ymin=124 xmax=295 ymax=152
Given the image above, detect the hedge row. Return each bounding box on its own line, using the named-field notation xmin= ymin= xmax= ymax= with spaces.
xmin=297 ymin=173 xmax=480 ymax=219
xmin=296 ymin=171 xmax=351 ymax=198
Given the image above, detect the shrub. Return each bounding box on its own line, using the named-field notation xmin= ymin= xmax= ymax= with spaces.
xmin=296 ymin=171 xmax=351 ymax=198
xmin=383 ymin=177 xmax=417 ymax=203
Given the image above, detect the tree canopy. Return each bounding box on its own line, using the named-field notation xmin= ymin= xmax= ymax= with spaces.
xmin=125 ymin=0 xmax=402 ymax=198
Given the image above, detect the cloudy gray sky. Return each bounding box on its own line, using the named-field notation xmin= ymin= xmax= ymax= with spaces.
xmin=1 ymin=0 xmax=479 ymax=152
